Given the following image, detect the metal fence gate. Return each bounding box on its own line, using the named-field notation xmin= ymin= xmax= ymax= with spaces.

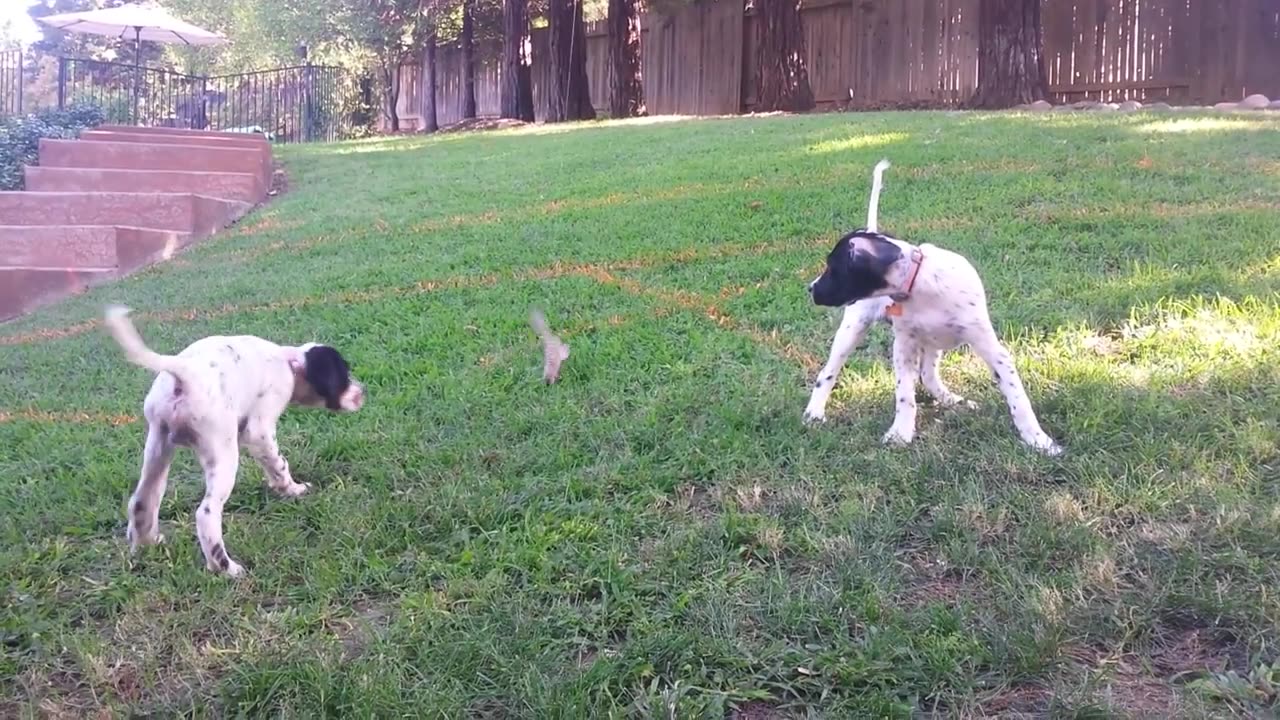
xmin=1 ymin=50 xmax=21 ymax=117
xmin=56 ymin=58 xmax=369 ymax=143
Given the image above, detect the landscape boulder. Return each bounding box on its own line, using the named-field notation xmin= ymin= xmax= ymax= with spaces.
xmin=1239 ymin=94 xmax=1270 ymax=109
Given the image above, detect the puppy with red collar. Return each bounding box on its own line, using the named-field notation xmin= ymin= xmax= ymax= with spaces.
xmin=805 ymin=160 xmax=1062 ymax=456
xmin=104 ymin=305 xmax=366 ymax=577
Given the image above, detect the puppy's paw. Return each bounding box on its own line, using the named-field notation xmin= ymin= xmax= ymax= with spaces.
xmin=1032 ymin=438 xmax=1064 ymax=457
xmin=882 ymin=426 xmax=915 ymax=446
xmin=803 ymin=400 xmax=829 ymax=424
xmin=275 ymin=481 xmax=311 ymax=498
xmin=939 ymin=395 xmax=977 ymax=411
xmin=207 ymin=555 xmax=246 ymax=578
xmin=126 ymin=526 xmax=164 ymax=553
xmin=803 ymin=409 xmax=827 ymax=425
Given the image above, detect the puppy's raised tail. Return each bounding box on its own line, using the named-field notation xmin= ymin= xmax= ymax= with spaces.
xmin=104 ymin=305 xmax=194 ymax=387
xmin=866 ymin=159 xmax=891 ymax=233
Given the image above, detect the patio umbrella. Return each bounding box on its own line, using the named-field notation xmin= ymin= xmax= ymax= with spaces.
xmin=37 ymin=2 xmax=227 ymax=123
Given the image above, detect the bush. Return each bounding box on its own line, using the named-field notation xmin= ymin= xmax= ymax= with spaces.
xmin=0 ymin=103 xmax=106 ymax=191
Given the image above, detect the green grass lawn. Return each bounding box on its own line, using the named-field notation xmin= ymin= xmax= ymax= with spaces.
xmin=3 ymin=109 xmax=1280 ymax=718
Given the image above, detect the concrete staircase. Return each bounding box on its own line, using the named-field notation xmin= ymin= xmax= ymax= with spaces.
xmin=0 ymin=125 xmax=272 ymax=322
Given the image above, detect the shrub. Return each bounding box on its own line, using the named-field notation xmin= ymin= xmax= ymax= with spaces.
xmin=0 ymin=103 xmax=106 ymax=191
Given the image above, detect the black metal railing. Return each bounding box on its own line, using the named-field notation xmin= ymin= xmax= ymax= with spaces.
xmin=57 ymin=58 xmax=366 ymax=143
xmin=1 ymin=49 xmax=21 ymax=117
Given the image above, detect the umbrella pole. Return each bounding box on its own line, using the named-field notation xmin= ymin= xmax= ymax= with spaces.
xmin=132 ymin=26 xmax=141 ymax=126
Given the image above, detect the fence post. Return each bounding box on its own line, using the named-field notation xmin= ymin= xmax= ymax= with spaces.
xmin=57 ymin=57 xmax=66 ymax=110
xmin=16 ymin=50 xmax=23 ymax=114
xmin=303 ymin=62 xmax=315 ymax=142
xmin=199 ymin=75 xmax=208 ymax=130
xmin=357 ymin=74 xmax=373 ymax=134
xmin=131 ymin=63 xmax=140 ymax=126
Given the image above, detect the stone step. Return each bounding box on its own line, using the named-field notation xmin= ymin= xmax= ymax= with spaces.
xmin=82 ymin=128 xmax=269 ymax=149
xmin=25 ymin=166 xmax=266 ymax=205
xmin=96 ymin=124 xmax=271 ymax=146
xmin=0 ymin=225 xmax=119 ymax=268
xmin=78 ymin=130 xmax=273 ymax=184
xmin=39 ymin=138 xmax=268 ymax=185
xmin=0 ymin=267 xmax=115 ymax=322
xmin=0 ymin=192 xmax=249 ymax=234
xmin=0 ymin=225 xmax=193 ymax=273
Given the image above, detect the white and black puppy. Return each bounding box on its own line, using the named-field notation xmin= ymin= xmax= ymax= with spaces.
xmin=804 ymin=160 xmax=1062 ymax=456
xmin=104 ymin=305 xmax=366 ymax=577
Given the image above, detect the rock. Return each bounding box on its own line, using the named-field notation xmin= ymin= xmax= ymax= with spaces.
xmin=1051 ymin=105 xmax=1075 ymax=112
xmin=1097 ymin=102 xmax=1120 ymax=112
xmin=1029 ymin=100 xmax=1053 ymax=112
xmin=1011 ymin=103 xmax=1032 ymax=111
xmin=1117 ymin=100 xmax=1143 ymax=112
xmin=1072 ymin=100 xmax=1101 ymax=110
xmin=1239 ymin=93 xmax=1270 ymax=109
xmin=1214 ymin=101 xmax=1240 ymax=110
xmin=1270 ymin=100 xmax=1280 ymax=110
xmin=1147 ymin=101 xmax=1173 ymax=112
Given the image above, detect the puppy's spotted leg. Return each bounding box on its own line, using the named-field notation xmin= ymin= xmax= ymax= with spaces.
xmin=970 ymin=328 xmax=1062 ymax=456
xmin=126 ymin=423 xmax=175 ymax=551
xmin=244 ymin=422 xmax=310 ymax=498
xmin=883 ymin=333 xmax=922 ymax=446
xmin=918 ymin=348 xmax=974 ymax=409
xmin=804 ymin=300 xmax=882 ymax=423
xmin=195 ymin=434 xmax=245 ymax=577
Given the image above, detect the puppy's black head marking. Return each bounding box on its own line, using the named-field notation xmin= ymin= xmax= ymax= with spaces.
xmin=301 ymin=345 xmax=354 ymax=411
xmin=809 ymin=230 xmax=903 ymax=307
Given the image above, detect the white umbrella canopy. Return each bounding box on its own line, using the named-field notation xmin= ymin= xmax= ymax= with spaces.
xmin=36 ymin=2 xmax=227 ymax=124
xmin=36 ymin=2 xmax=228 ymax=47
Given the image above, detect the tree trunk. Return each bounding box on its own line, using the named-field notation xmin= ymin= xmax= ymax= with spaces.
xmin=607 ymin=0 xmax=645 ymax=118
xmin=381 ymin=59 xmax=401 ymax=132
xmin=518 ymin=62 xmax=535 ymax=121
xmin=501 ymin=0 xmax=536 ymax=121
xmin=547 ymin=0 xmax=596 ymax=122
xmin=461 ymin=0 xmax=477 ymax=119
xmin=754 ymin=0 xmax=814 ymax=113
xmin=971 ymin=0 xmax=1048 ymax=108
xmin=423 ymin=35 xmax=439 ymax=133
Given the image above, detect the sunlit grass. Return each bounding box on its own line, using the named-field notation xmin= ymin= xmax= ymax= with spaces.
xmin=1134 ymin=116 xmax=1275 ymax=134
xmin=2 ymin=110 xmax=1280 ymax=717
xmin=804 ymin=130 xmax=910 ymax=154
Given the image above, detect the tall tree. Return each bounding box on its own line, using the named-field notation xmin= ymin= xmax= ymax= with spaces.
xmin=606 ymin=0 xmax=644 ymax=117
xmin=754 ymin=0 xmax=814 ymax=112
xmin=499 ymin=0 xmax=534 ymax=120
xmin=971 ymin=0 xmax=1048 ymax=108
xmin=423 ymin=30 xmax=440 ymax=131
xmin=347 ymin=0 xmax=434 ymax=132
xmin=546 ymin=0 xmax=595 ymax=122
xmin=460 ymin=0 xmax=477 ymax=118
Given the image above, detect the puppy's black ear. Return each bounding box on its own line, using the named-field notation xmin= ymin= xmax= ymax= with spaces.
xmin=300 ymin=345 xmax=352 ymax=411
xmin=846 ymin=232 xmax=902 ymax=274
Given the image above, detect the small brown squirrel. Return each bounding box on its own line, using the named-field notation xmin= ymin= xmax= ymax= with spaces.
xmin=529 ymin=308 xmax=569 ymax=384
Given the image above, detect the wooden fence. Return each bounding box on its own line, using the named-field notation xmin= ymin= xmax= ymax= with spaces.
xmin=390 ymin=0 xmax=1280 ymax=128
xmin=1043 ymin=0 xmax=1280 ymax=104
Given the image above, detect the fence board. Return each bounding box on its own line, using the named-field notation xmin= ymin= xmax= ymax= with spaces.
xmin=1244 ymin=0 xmax=1280 ymax=99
